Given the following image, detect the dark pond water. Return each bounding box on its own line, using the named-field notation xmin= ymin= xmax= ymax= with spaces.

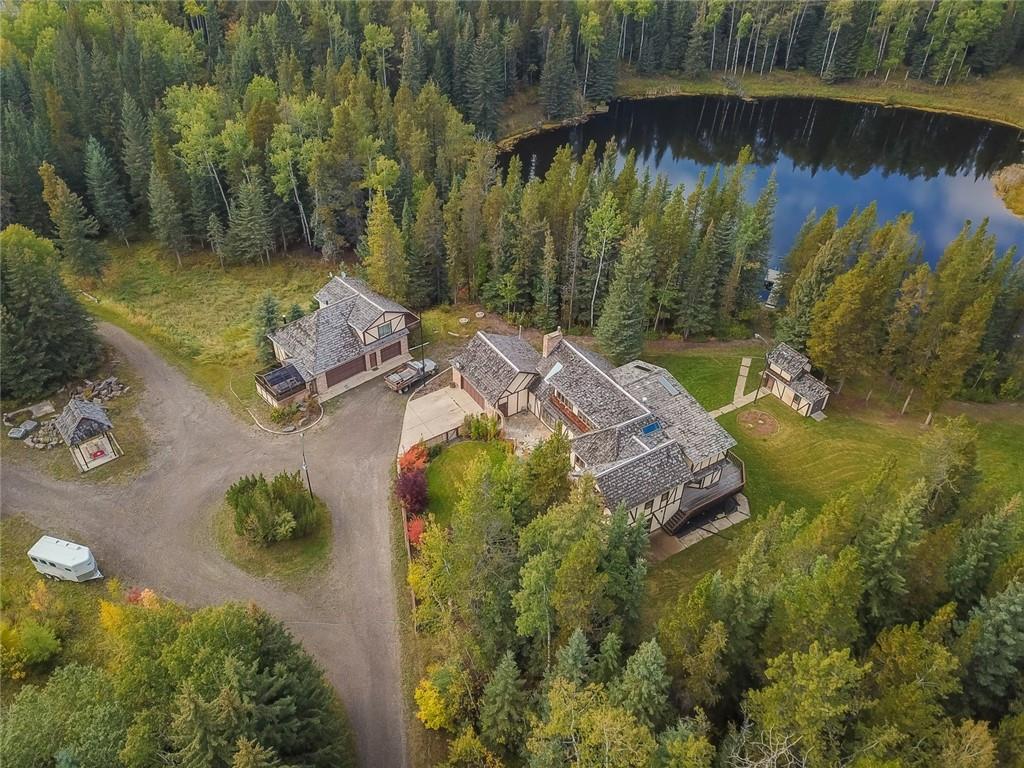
xmin=508 ymin=96 xmax=1023 ymax=266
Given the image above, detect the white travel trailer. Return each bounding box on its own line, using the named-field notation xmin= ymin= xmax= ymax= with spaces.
xmin=27 ymin=536 xmax=103 ymax=582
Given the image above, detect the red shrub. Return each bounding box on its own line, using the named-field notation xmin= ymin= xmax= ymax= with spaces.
xmin=399 ymin=442 xmax=429 ymax=475
xmin=395 ymin=468 xmax=428 ymax=516
xmin=406 ymin=516 xmax=426 ymax=548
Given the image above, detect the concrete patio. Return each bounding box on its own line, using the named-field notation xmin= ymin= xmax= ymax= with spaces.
xmin=398 ymin=384 xmax=483 ymax=454
xmin=503 ymin=411 xmax=552 ymax=454
xmin=649 ymin=494 xmax=751 ymax=563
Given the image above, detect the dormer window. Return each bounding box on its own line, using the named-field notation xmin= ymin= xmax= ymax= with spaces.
xmin=377 ymin=320 xmax=393 ymax=338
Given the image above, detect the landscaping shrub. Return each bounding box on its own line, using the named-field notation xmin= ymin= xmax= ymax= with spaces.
xmin=406 ymin=516 xmax=426 ymax=548
xmin=1 ymin=618 xmax=61 ymax=680
xmin=396 ymin=469 xmax=428 ymax=517
xmin=463 ymin=413 xmax=502 ymax=441
xmin=227 ymin=471 xmax=320 ymax=547
xmin=269 ymin=403 xmax=301 ymax=425
xmin=399 ymin=442 xmax=429 ymax=475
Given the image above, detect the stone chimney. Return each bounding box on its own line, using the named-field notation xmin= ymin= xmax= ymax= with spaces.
xmin=542 ymin=327 xmax=563 ymax=358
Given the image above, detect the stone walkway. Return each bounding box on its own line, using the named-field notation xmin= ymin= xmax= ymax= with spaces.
xmin=709 ymin=357 xmax=769 ymax=417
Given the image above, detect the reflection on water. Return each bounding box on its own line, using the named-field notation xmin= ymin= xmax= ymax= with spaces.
xmin=507 ymin=96 xmax=1023 ymax=265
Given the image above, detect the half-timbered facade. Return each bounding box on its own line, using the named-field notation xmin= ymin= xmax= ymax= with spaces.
xmin=452 ymin=329 xmax=745 ymax=536
xmin=256 ymin=274 xmax=417 ymax=406
xmin=761 ymin=342 xmax=830 ymax=417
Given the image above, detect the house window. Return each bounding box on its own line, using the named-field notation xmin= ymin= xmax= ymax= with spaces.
xmin=644 ymin=500 xmax=654 ymax=512
xmin=377 ymin=320 xmax=394 ymax=338
xmin=660 ymin=491 xmax=670 ymax=505
xmin=792 ymin=394 xmax=802 ymax=408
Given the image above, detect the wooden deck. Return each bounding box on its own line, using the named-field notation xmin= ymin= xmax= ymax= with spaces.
xmin=663 ymin=454 xmax=746 ymax=534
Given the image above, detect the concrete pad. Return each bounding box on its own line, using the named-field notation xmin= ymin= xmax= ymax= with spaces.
xmin=399 ymin=385 xmax=483 ymax=453
xmin=648 ymin=494 xmax=751 ymax=563
xmin=319 ymin=353 xmax=412 ymax=403
xmin=504 ymin=412 xmax=552 ymax=454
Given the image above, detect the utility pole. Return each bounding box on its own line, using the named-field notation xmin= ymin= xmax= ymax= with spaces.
xmin=753 ymin=333 xmax=771 ymax=403
xmin=300 ymin=430 xmax=313 ymax=500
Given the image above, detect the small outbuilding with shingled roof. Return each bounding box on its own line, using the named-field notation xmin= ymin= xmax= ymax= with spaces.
xmin=55 ymin=398 xmax=122 ymax=472
xmin=761 ymin=342 xmax=831 ymax=417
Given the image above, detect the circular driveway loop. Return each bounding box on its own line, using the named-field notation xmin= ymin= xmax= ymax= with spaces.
xmin=0 ymin=323 xmax=408 ymax=767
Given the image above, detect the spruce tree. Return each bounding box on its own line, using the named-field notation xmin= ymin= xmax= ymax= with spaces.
xmin=231 ymin=738 xmax=282 ymax=768
xmin=478 ymin=651 xmax=527 ymax=750
xmin=552 ymin=628 xmax=591 ymax=686
xmin=84 ymin=136 xmax=131 ymax=246
xmin=593 ymin=631 xmax=623 ymax=684
xmin=596 ymin=224 xmax=653 ymax=365
xmin=120 ymin=92 xmax=151 ymax=209
xmin=778 ymin=208 xmax=839 ymax=306
xmin=364 ymin=191 xmax=408 ymax=303
xmin=962 ymin=580 xmax=1024 ymax=717
xmin=0 ymin=225 xmax=101 ymax=399
xmin=399 ymin=28 xmax=426 ymax=94
xmin=684 ymin=9 xmax=709 ymax=77
xmin=227 ymin=173 xmax=274 ymax=266
xmin=411 ymin=183 xmax=445 ymax=306
xmin=610 ymin=639 xmax=671 ymax=731
xmin=148 ymin=164 xmax=188 ymax=268
xmin=676 ymin=222 xmax=718 ymax=340
xmin=208 ymin=213 xmax=227 ymax=268
xmin=253 ymin=293 xmax=281 ymax=366
xmin=467 ymin=21 xmax=502 ymax=137
xmin=534 ymin=228 xmax=560 ymax=331
xmin=38 ymin=162 xmax=109 ymax=280
xmin=540 ymin=21 xmax=576 ymax=120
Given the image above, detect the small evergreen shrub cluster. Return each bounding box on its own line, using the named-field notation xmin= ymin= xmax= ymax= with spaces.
xmin=227 ymin=471 xmax=320 ymax=547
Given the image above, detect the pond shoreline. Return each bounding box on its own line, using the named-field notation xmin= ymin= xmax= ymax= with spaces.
xmin=498 ymin=70 xmax=1024 ymax=150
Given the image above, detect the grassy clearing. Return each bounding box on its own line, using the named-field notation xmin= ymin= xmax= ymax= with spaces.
xmin=76 ymin=241 xmax=330 ymax=411
xmin=211 ymin=499 xmax=332 ymax=588
xmin=0 ymin=517 xmax=110 ymax=705
xmin=500 ymin=66 xmax=1024 ymax=140
xmin=643 ymin=392 xmax=1024 ymax=630
xmin=425 ymin=441 xmax=509 ymax=529
xmin=644 ymin=343 xmax=763 ymax=411
xmin=1 ymin=349 xmax=149 ymax=484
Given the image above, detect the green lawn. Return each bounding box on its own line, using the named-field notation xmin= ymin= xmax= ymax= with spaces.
xmin=643 ymin=394 xmax=1024 ymax=631
xmin=78 ymin=241 xmax=330 ymax=410
xmin=424 ymin=441 xmax=509 ymax=528
xmin=645 ymin=344 xmax=764 ymax=411
xmin=212 ymin=499 xmax=332 ymax=588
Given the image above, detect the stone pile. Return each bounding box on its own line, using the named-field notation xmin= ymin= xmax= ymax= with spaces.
xmin=24 ymin=419 xmax=61 ymax=450
xmin=74 ymin=376 xmax=129 ymax=404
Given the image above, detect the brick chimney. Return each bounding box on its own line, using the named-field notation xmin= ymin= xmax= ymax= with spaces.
xmin=542 ymin=327 xmax=563 ymax=358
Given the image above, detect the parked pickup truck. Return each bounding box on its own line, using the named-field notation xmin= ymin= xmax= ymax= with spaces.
xmin=385 ymin=358 xmax=438 ymax=393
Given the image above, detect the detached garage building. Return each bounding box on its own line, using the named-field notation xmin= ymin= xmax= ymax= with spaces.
xmin=761 ymin=342 xmax=831 ymax=417
xmin=256 ymin=274 xmax=417 ymax=406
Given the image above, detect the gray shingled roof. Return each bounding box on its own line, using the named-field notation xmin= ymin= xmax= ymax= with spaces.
xmin=270 ymin=276 xmax=414 ymax=377
xmin=532 ymin=339 xmax=647 ymax=430
xmin=591 ymin=441 xmax=693 ymax=510
xmin=452 ymin=335 xmax=516 ymax=402
xmin=484 ymin=333 xmax=540 ymax=372
xmin=767 ymin=342 xmax=809 ymax=377
xmin=54 ymin=399 xmax=112 ymax=446
xmin=789 ymin=370 xmax=830 ymax=402
xmin=612 ymin=361 xmax=737 ymax=464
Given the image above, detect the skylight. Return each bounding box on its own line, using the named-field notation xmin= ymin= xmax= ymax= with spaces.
xmin=543 ymin=362 xmax=563 ymax=382
xmin=658 ymin=375 xmax=680 ymax=395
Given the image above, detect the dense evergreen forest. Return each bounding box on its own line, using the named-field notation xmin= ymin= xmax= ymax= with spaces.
xmin=408 ymin=423 xmax=1024 ymax=768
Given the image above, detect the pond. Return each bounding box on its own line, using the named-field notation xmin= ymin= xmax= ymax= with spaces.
xmin=508 ymin=96 xmax=1023 ymax=266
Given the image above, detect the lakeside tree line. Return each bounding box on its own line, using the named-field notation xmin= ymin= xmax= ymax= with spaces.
xmin=409 ymin=424 xmax=1024 ymax=767
xmin=775 ymin=205 xmax=1022 ymax=415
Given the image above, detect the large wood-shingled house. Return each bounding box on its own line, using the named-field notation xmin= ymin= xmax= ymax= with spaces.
xmin=761 ymin=342 xmax=830 ymax=417
xmin=452 ymin=330 xmax=744 ymax=536
xmin=256 ymin=274 xmax=418 ymax=407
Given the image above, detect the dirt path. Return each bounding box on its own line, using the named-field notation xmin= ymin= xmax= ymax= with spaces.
xmin=0 ymin=323 xmax=407 ymax=767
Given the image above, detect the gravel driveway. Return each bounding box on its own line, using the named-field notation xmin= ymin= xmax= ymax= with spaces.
xmin=0 ymin=323 xmax=408 ymax=767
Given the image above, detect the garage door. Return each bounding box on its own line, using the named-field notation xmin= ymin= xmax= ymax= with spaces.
xmin=380 ymin=341 xmax=402 ymax=362
xmin=461 ymin=377 xmax=485 ymax=408
xmin=325 ymin=356 xmax=366 ymax=387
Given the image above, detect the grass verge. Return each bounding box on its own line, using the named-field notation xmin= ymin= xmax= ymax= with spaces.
xmin=424 ymin=441 xmax=510 ymax=528
xmin=211 ymin=499 xmax=332 ymax=588
xmin=645 ymin=343 xmax=764 ymax=411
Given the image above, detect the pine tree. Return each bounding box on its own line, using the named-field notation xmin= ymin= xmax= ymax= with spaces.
xmin=148 ymin=164 xmax=188 ymax=268
xmin=38 ymin=162 xmax=109 ymax=279
xmin=253 ymin=293 xmax=281 ymax=366
xmin=227 ymin=173 xmax=274 ymax=266
xmin=610 ymin=639 xmax=671 ymax=731
xmin=0 ymin=225 xmax=101 ymax=399
xmin=364 ymin=191 xmax=408 ymax=303
xmin=120 ymin=92 xmax=151 ymax=210
xmin=596 ymin=224 xmax=653 ymax=365
xmin=539 ymin=21 xmax=576 ymax=120
xmin=478 ymin=651 xmax=527 ymax=750
xmin=84 ymin=137 xmax=131 ymax=246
